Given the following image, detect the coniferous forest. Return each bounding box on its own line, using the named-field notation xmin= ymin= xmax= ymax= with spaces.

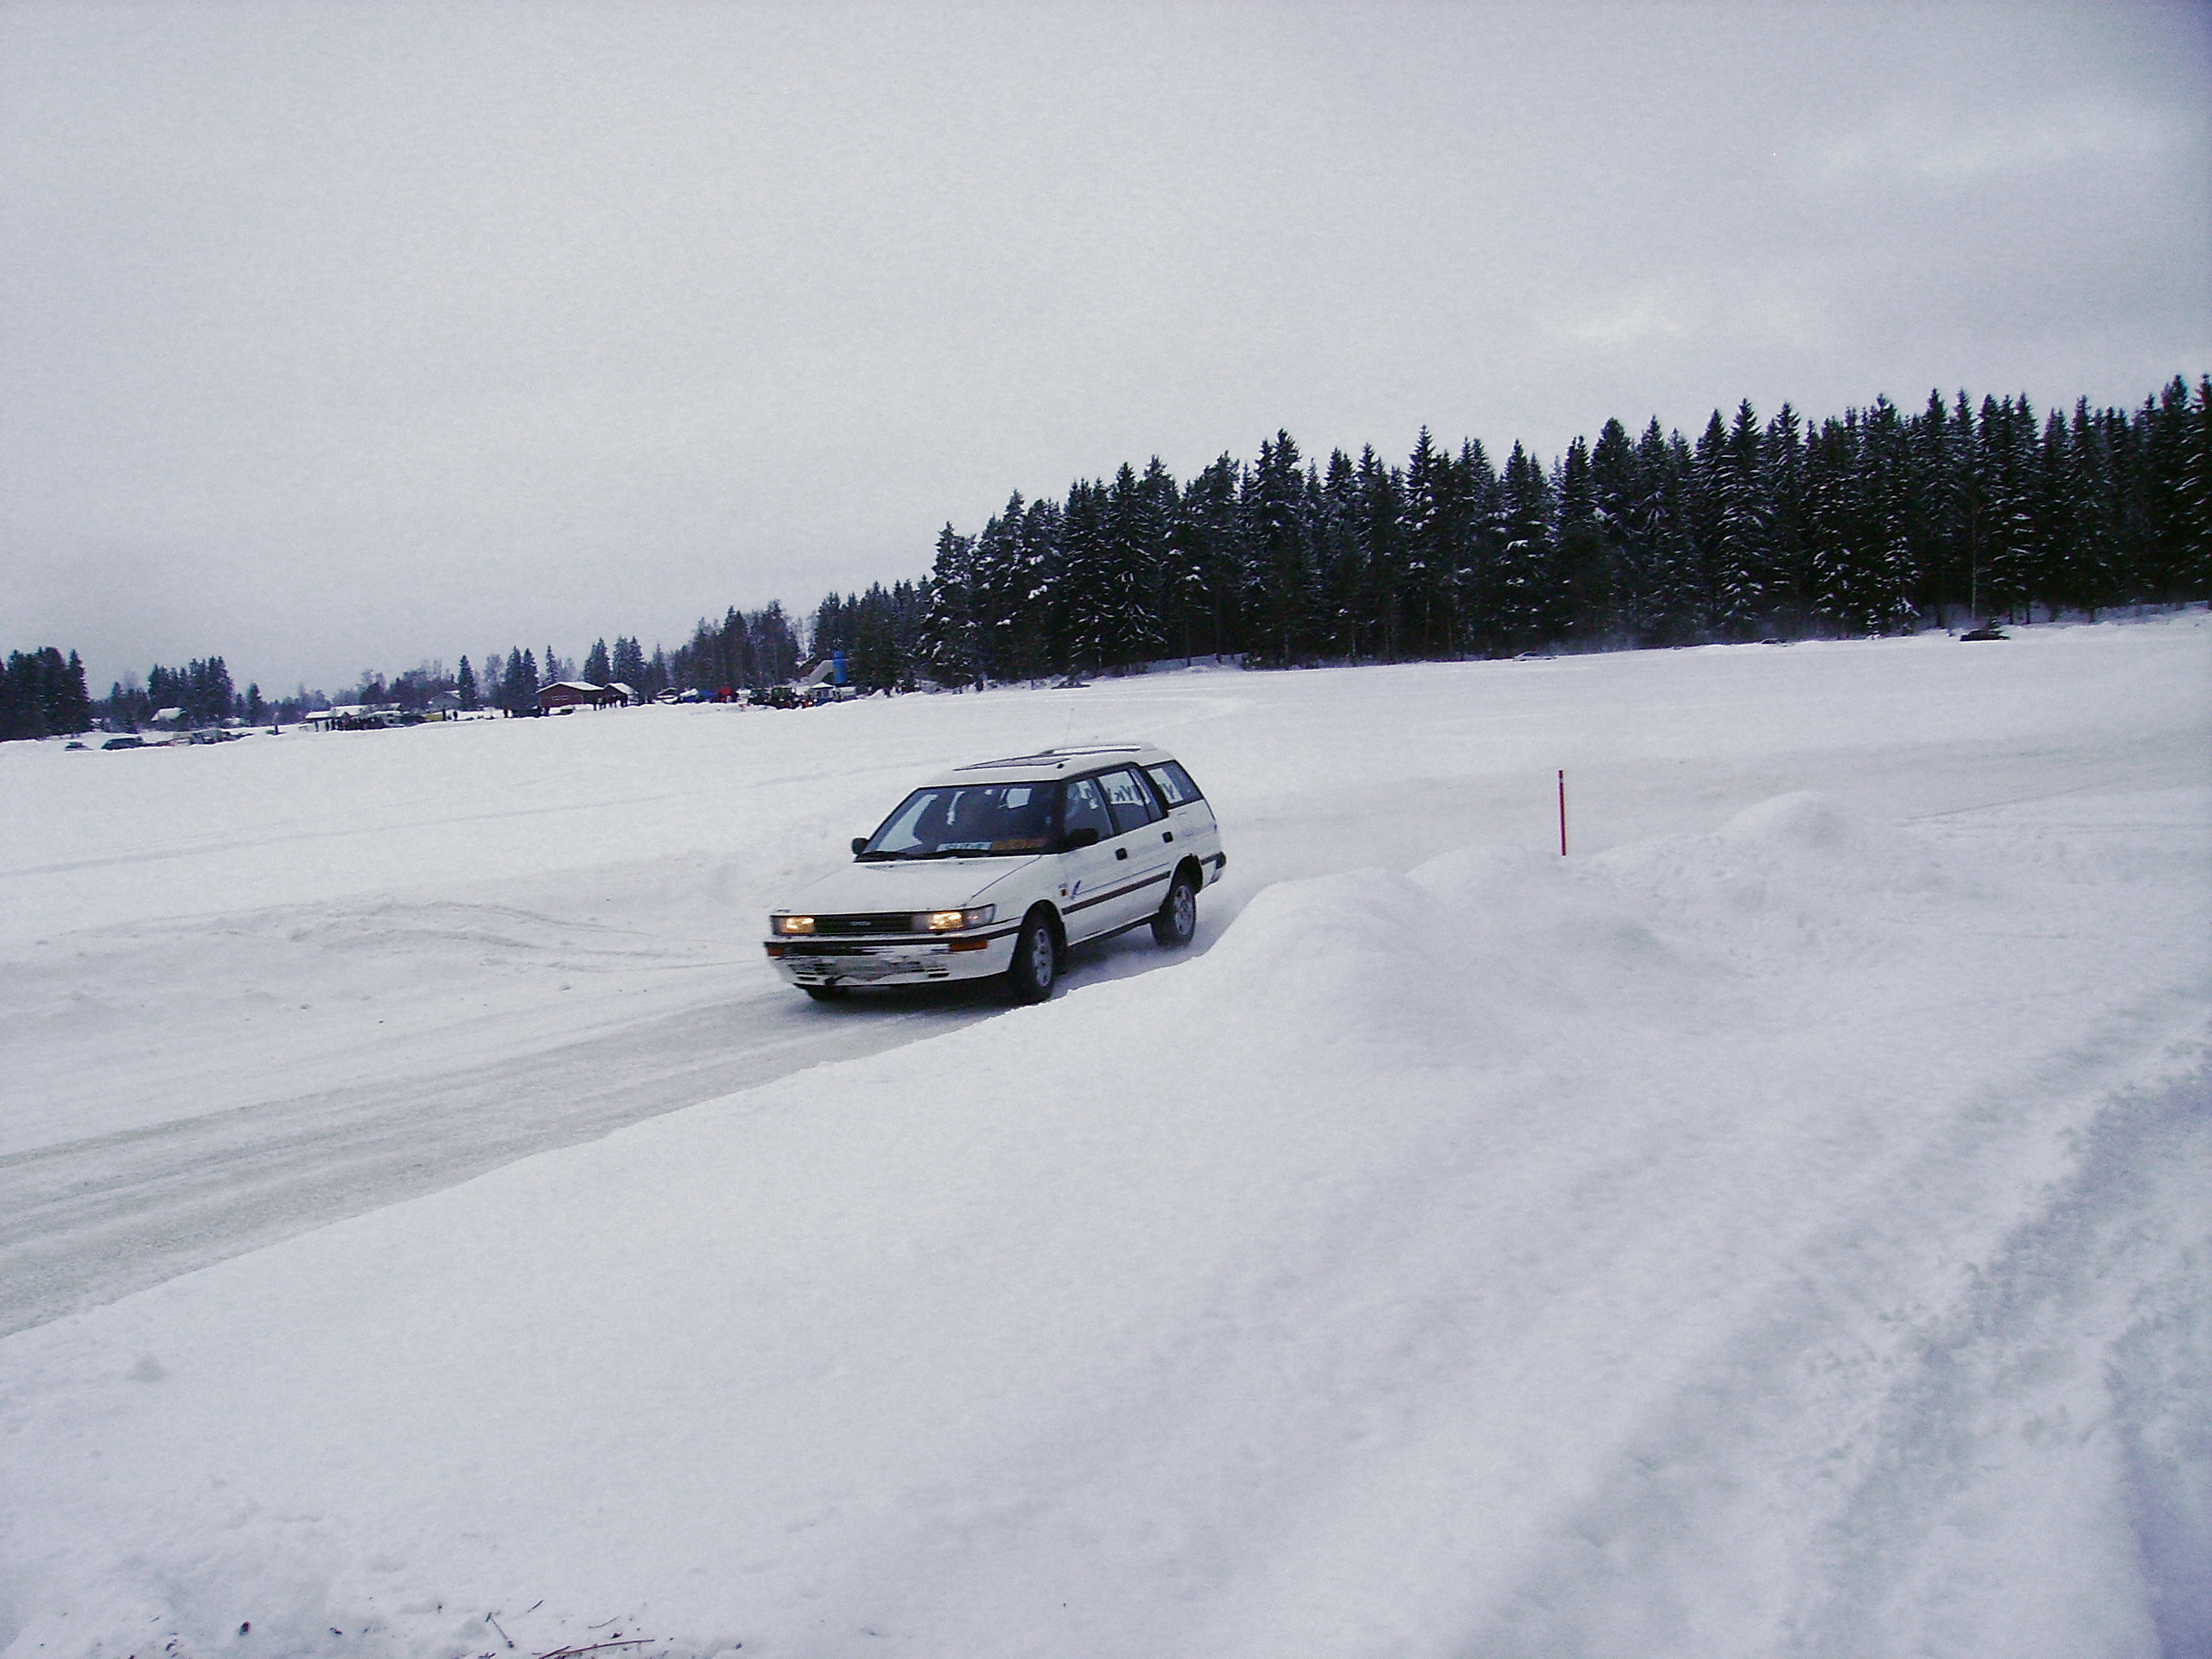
xmin=0 ymin=648 xmax=92 ymax=742
xmin=10 ymin=373 xmax=2208 ymax=737
xmin=822 ymin=374 xmax=2211 ymax=691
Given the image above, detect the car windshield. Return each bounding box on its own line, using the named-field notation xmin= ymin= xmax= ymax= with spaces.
xmin=858 ymin=783 xmax=1058 ymax=859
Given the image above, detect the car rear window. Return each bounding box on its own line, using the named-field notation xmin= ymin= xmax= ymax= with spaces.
xmin=1145 ymin=760 xmax=1203 ymax=805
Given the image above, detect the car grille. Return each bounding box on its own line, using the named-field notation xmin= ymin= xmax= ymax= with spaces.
xmin=813 ymin=912 xmax=922 ymax=936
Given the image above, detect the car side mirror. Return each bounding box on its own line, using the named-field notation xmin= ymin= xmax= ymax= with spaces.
xmin=1065 ymin=827 xmax=1100 ymax=849
xmin=851 ymin=837 xmax=868 ymax=855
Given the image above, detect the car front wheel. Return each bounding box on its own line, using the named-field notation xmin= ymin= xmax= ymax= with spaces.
xmin=1007 ymin=912 xmax=1058 ymax=1003
xmin=1152 ymin=869 xmax=1198 ymax=947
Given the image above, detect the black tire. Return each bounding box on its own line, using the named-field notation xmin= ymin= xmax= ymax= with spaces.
xmin=803 ymin=983 xmax=847 ymax=1001
xmin=1007 ymin=912 xmax=1058 ymax=1003
xmin=1152 ymin=869 xmax=1198 ymax=947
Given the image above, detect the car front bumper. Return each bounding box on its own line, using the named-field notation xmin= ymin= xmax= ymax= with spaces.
xmin=764 ymin=931 xmax=1016 ymax=988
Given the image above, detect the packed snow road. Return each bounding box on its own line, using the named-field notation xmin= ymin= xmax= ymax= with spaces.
xmin=0 ymin=626 xmax=2204 ymax=1340
xmin=0 ymin=616 xmax=2208 ymax=1658
xmin=0 ymin=987 xmax=1004 ymax=1336
xmin=0 ymin=636 xmax=2190 ymax=1339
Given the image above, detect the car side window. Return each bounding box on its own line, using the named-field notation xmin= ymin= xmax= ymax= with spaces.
xmin=1097 ymin=768 xmax=1162 ymax=836
xmin=1145 ymin=760 xmax=1202 ymax=805
xmin=1059 ymin=778 xmax=1115 ymax=844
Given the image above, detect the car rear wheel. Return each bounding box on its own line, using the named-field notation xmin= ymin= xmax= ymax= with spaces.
xmin=1152 ymin=869 xmax=1198 ymax=947
xmin=1007 ymin=912 xmax=1058 ymax=1003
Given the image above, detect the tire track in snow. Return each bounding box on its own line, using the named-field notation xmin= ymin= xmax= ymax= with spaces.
xmin=0 ymin=916 xmax=1218 ymax=1340
xmin=0 ymin=991 xmax=1003 ymax=1338
xmin=1469 ymin=1040 xmax=2210 ymax=1659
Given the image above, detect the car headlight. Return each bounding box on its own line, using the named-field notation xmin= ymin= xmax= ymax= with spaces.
xmin=772 ymin=915 xmax=817 ymax=935
xmin=916 ymin=906 xmax=994 ymax=932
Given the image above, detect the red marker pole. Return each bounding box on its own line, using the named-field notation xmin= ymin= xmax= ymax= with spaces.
xmin=1557 ymin=769 xmax=1567 ymax=856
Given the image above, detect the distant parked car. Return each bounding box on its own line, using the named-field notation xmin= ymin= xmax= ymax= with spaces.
xmin=1960 ymin=626 xmax=2009 ymax=642
xmin=765 ymin=743 xmax=1227 ymax=1004
xmin=101 ymin=735 xmax=146 ymax=750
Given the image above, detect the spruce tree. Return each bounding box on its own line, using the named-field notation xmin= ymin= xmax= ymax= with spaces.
xmin=1764 ymin=404 xmax=1811 ymax=628
xmin=918 ymin=523 xmax=981 ymax=687
xmin=1401 ymin=429 xmax=1445 ymax=655
xmin=1554 ymin=437 xmax=1612 ymax=639
xmin=1857 ymin=397 xmax=1917 ymax=632
xmin=1712 ymin=400 xmax=1773 ymax=633
xmin=1179 ymin=457 xmax=1244 ymax=663
xmin=1242 ymin=433 xmax=1314 ymax=665
xmin=1096 ymin=460 xmax=1167 ymax=668
xmin=1055 ymin=479 xmax=1114 ymax=673
xmin=2145 ymin=375 xmax=2205 ymax=599
xmin=1354 ymin=445 xmax=1407 ymax=661
xmin=610 ymin=637 xmax=646 ymax=688
xmin=1314 ymin=448 xmax=1365 ymax=660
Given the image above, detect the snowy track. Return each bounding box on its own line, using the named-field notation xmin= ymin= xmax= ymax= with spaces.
xmin=0 ymin=990 xmax=1004 ymax=1337
xmin=1 ymin=619 xmax=2207 ymax=1659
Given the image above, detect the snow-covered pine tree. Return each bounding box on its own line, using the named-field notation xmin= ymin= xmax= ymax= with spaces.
xmin=1713 ymin=400 xmax=1774 ymax=634
xmin=1353 ymin=445 xmax=1406 ymax=662
xmin=1313 ymin=448 xmax=1364 ymax=661
xmin=1178 ymin=456 xmax=1244 ymax=663
xmin=1491 ymin=442 xmax=1556 ymax=650
xmin=1400 ymin=429 xmax=1444 ymax=657
xmin=1054 ymin=479 xmax=1112 ymax=674
xmin=610 ymin=637 xmax=647 ymax=687
xmin=1976 ymin=396 xmax=2037 ymax=622
xmin=1554 ymin=436 xmax=1613 ymax=640
xmin=1639 ymin=423 xmax=1702 ymax=643
xmin=1097 ymin=460 xmax=1168 ymax=668
xmin=918 ymin=524 xmax=981 ymax=688
xmin=1241 ymin=433 xmax=1314 ymax=666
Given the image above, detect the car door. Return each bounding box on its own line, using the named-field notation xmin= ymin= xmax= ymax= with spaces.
xmin=1050 ymin=776 xmax=1127 ymax=944
xmin=1093 ymin=766 xmax=1174 ymax=930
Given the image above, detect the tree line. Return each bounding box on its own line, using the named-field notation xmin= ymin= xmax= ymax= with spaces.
xmin=0 ymin=648 xmax=92 ymax=741
xmin=858 ymin=373 xmax=2210 ymax=691
xmin=13 ymin=372 xmax=2205 ymax=741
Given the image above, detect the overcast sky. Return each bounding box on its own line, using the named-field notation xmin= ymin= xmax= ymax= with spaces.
xmin=4 ymin=1 xmax=2207 ymax=696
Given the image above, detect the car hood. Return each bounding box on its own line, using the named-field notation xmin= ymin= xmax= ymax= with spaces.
xmin=779 ymin=857 xmax=1038 ymax=917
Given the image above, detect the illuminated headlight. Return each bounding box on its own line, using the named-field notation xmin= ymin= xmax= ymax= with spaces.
xmin=916 ymin=906 xmax=994 ymax=932
xmin=772 ymin=915 xmax=817 ymax=935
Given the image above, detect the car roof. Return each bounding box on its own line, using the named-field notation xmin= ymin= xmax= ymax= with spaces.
xmin=925 ymin=742 xmax=1174 ymax=786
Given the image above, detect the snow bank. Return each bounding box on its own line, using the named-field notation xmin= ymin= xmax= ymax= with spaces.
xmin=3 ymin=748 xmax=2205 ymax=1656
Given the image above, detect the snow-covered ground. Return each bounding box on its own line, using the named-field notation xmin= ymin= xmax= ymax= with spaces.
xmin=1 ymin=616 xmax=2207 ymax=1658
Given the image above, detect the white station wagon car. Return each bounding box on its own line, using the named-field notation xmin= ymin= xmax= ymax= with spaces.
xmin=765 ymin=743 xmax=1226 ymax=1002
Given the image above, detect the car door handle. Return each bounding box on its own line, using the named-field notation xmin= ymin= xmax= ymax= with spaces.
xmin=1116 ymin=847 xmax=1128 ymax=860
